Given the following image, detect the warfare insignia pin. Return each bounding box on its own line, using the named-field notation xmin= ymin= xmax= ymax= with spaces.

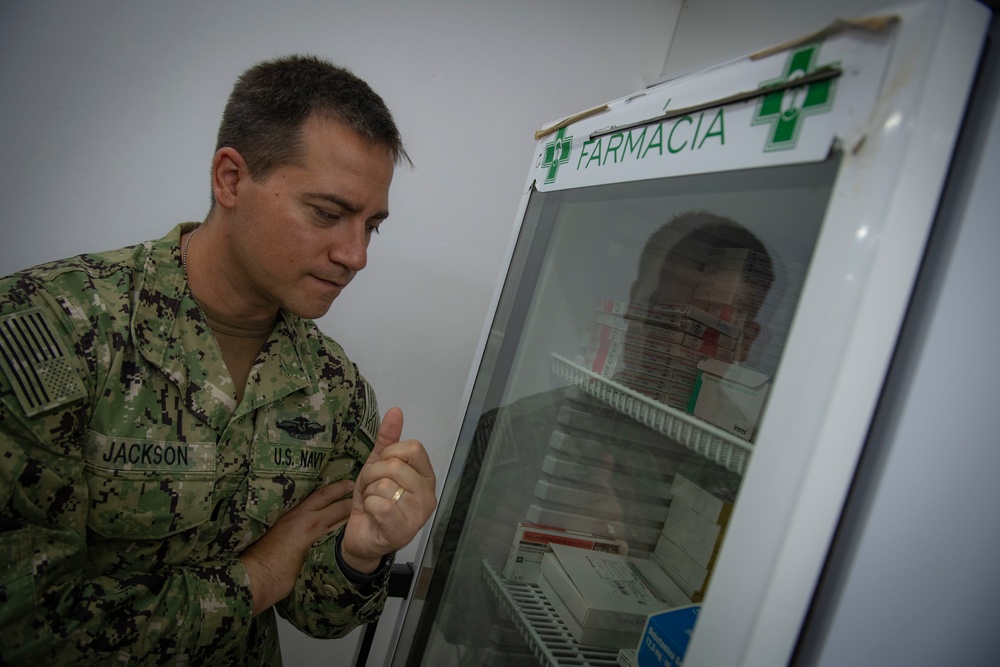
xmin=275 ymin=416 xmax=326 ymax=440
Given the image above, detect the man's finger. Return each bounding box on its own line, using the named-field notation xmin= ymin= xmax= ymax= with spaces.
xmin=298 ymin=479 xmax=355 ymax=510
xmin=371 ymin=406 xmax=404 ymax=460
xmin=354 ymin=407 xmax=404 ymax=509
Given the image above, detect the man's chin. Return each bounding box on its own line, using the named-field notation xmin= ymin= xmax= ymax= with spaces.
xmin=286 ymin=298 xmax=337 ymax=320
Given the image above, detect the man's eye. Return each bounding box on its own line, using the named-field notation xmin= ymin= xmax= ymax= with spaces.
xmin=314 ymin=207 xmax=340 ymax=222
xmin=366 ymin=224 xmax=381 ymax=236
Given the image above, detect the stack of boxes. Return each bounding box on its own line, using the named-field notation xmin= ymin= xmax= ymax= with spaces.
xmin=502 ymin=521 xmax=628 ymax=585
xmin=526 ymin=390 xmax=687 ymax=558
xmin=578 ymin=299 xmax=741 ymax=411
xmin=650 ymin=474 xmax=734 ymax=602
xmin=538 ymin=244 xmax=795 ymax=654
xmin=537 ymin=544 xmax=690 ymax=649
xmin=527 ymin=461 xmax=738 ymax=653
xmin=619 ymin=302 xmax=737 ymax=411
xmin=580 ymin=241 xmax=772 ymax=414
xmin=618 ymin=245 xmax=768 ymax=413
xmin=578 ymin=245 xmax=798 ymax=439
xmin=698 ymin=246 xmax=807 ymax=378
xmin=579 ymin=299 xmax=628 ymax=378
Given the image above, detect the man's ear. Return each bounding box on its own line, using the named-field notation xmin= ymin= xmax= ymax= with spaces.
xmin=211 ymin=147 xmax=247 ymax=209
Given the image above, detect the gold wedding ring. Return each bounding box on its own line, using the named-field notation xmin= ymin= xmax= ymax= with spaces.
xmin=391 ymin=486 xmax=405 ymax=504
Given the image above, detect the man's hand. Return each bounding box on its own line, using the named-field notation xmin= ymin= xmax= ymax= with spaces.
xmin=340 ymin=407 xmax=437 ymax=574
xmin=238 ymin=407 xmax=436 ymax=615
xmin=239 ymin=478 xmax=354 ymax=616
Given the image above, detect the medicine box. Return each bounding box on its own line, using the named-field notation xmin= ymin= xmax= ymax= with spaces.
xmin=652 ymin=537 xmax=709 ymax=600
xmin=636 ymin=605 xmax=701 ymax=667
xmin=502 ymin=522 xmax=627 ymax=584
xmin=688 ymin=358 xmax=770 ymax=441
xmin=669 ymin=474 xmax=734 ymax=524
xmin=618 ymin=648 xmax=639 ymax=667
xmin=527 ymin=505 xmax=662 ymax=551
xmin=539 ymin=545 xmax=688 ymax=635
xmin=660 ymin=511 xmax=719 ymax=568
xmin=540 ymin=574 xmax=644 ymax=648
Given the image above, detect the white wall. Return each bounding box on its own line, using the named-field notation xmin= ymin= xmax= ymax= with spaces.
xmin=0 ymin=1 xmax=680 ymax=665
xmin=661 ymin=0 xmax=896 ymax=80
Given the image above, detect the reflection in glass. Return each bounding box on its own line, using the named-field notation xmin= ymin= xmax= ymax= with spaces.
xmin=396 ymin=156 xmax=838 ymax=666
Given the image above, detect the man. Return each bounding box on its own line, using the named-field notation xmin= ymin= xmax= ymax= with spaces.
xmin=0 ymin=55 xmax=437 ymax=665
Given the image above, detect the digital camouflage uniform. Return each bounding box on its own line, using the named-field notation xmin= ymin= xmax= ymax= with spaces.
xmin=0 ymin=223 xmax=389 ymax=665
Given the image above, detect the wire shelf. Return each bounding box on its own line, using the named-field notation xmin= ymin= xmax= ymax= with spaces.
xmin=551 ymin=354 xmax=752 ymax=475
xmin=484 ymin=561 xmax=622 ymax=667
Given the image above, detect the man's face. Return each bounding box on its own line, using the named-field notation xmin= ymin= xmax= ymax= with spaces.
xmin=626 ymin=243 xmax=761 ymax=363
xmin=223 ymin=115 xmax=394 ymax=320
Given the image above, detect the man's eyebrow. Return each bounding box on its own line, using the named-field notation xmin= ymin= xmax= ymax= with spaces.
xmin=306 ymin=192 xmax=390 ymax=220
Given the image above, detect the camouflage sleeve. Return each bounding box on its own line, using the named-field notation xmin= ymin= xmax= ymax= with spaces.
xmin=275 ymin=368 xmax=389 ymax=638
xmin=0 ymin=276 xmax=254 ymax=664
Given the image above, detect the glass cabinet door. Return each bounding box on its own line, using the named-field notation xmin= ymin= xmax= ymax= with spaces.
xmin=393 ymin=154 xmax=840 ymax=667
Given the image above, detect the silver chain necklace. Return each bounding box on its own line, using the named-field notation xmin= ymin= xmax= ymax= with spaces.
xmin=182 ymin=227 xmax=199 ymax=269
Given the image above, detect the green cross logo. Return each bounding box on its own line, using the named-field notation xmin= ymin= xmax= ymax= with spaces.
xmin=542 ymin=127 xmax=573 ymax=184
xmin=752 ymin=44 xmax=837 ymax=151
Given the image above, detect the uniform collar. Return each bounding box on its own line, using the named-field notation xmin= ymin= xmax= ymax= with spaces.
xmin=131 ymin=224 xmax=312 ymax=431
xmin=235 ymin=311 xmax=313 ymax=420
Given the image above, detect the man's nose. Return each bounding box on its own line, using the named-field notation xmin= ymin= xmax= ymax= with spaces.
xmin=329 ymin=221 xmax=368 ymax=272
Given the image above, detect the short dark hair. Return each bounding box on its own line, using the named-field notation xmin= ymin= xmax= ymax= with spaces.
xmin=633 ymin=211 xmax=774 ymax=312
xmin=215 ymin=54 xmax=410 ymax=184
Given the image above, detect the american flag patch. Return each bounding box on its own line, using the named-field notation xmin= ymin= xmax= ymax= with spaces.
xmin=0 ymin=307 xmax=87 ymax=416
xmin=358 ymin=377 xmax=381 ymax=450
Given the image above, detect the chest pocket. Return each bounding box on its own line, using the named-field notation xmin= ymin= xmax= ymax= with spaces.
xmin=245 ymin=409 xmax=355 ymax=526
xmin=83 ymin=431 xmax=216 ymax=540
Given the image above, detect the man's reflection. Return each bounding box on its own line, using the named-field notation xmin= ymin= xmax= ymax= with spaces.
xmin=614 ymin=211 xmax=774 ymax=409
xmin=422 ymin=211 xmax=774 ymax=665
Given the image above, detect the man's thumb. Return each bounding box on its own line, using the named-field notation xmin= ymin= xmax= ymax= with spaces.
xmin=375 ymin=406 xmax=404 ymax=451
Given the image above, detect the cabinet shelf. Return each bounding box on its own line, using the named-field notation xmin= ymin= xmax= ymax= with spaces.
xmin=551 ymin=354 xmax=752 ymax=475
xmin=483 ymin=560 xmax=621 ymax=667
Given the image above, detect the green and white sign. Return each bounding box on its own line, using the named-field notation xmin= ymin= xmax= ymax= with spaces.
xmin=533 ymin=33 xmax=891 ymax=191
xmin=753 ymin=44 xmax=838 ymax=151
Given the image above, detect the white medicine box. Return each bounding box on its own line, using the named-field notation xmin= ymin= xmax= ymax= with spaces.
xmin=688 ymin=359 xmax=770 ymax=441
